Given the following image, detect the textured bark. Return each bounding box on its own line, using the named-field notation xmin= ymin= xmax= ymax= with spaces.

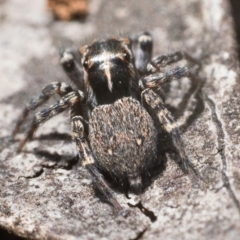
xmin=0 ymin=0 xmax=240 ymax=239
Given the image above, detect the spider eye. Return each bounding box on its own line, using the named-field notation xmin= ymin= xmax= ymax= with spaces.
xmin=123 ymin=53 xmax=131 ymax=62
xmin=140 ymin=41 xmax=150 ymax=51
xmin=83 ymin=60 xmax=89 ymax=69
xmin=60 ymin=52 xmax=75 ymax=72
xmin=62 ymin=59 xmax=75 ymax=72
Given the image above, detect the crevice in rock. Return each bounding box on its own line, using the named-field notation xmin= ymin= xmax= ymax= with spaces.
xmin=180 ymin=78 xmax=205 ymax=133
xmin=130 ymin=228 xmax=147 ymax=240
xmin=229 ymin=0 xmax=240 ymax=59
xmin=128 ymin=201 xmax=157 ymax=222
xmin=17 ymin=165 xmax=44 ymax=180
xmin=206 ymin=96 xmax=240 ymax=215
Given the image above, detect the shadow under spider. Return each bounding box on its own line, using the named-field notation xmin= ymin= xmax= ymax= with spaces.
xmin=95 ymin=139 xmax=169 ymax=198
xmin=33 ymin=149 xmax=78 ymax=170
xmin=33 ymin=132 xmax=72 ymax=141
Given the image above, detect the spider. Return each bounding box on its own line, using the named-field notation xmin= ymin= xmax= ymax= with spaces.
xmin=12 ymin=32 xmax=197 ymax=216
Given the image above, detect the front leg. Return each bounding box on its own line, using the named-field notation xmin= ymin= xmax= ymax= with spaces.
xmin=12 ymin=82 xmax=73 ymax=138
xmin=18 ymin=90 xmax=84 ymax=151
xmin=147 ymin=51 xmax=199 ymax=73
xmin=142 ymin=88 xmax=189 ymax=172
xmin=139 ymin=64 xmax=203 ymax=124
xmin=71 ymin=116 xmax=127 ymax=216
xmin=139 ymin=66 xmax=191 ymax=89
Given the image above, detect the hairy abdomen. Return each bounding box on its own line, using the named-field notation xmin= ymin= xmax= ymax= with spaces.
xmin=89 ymin=97 xmax=157 ymax=190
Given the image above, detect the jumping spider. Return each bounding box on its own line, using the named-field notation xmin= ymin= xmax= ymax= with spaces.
xmin=12 ymin=32 xmax=198 ymax=216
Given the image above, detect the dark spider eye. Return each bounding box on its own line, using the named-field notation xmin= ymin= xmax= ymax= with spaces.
xmin=140 ymin=38 xmax=153 ymax=52
xmin=60 ymin=52 xmax=76 ymax=72
xmin=140 ymin=40 xmax=151 ymax=51
xmin=123 ymin=53 xmax=131 ymax=62
xmin=83 ymin=60 xmax=89 ymax=69
xmin=62 ymin=59 xmax=75 ymax=72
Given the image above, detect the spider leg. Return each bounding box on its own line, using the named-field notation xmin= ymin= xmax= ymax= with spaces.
xmin=18 ymin=90 xmax=84 ymax=151
xmin=142 ymin=88 xmax=189 ymax=173
xmin=139 ymin=66 xmax=191 ymax=89
xmin=71 ymin=115 xmax=127 ymax=216
xmin=139 ymin=67 xmax=198 ymax=172
xmin=12 ymin=82 xmax=73 ymax=138
xmin=147 ymin=51 xmax=199 ymax=73
xmin=60 ymin=48 xmax=85 ymax=91
xmin=130 ymin=32 xmax=153 ymax=74
xmin=139 ymin=65 xmax=202 ymax=122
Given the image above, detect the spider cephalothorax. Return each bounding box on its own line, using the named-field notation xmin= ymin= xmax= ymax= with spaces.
xmin=12 ymin=32 xmax=197 ymax=216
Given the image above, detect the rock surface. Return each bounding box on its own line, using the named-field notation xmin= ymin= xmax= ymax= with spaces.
xmin=0 ymin=0 xmax=240 ymax=239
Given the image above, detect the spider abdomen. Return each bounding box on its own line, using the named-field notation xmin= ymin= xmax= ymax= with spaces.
xmin=89 ymin=97 xmax=157 ymax=190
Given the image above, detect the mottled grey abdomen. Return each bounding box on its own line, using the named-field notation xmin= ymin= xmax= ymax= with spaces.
xmin=89 ymin=97 xmax=157 ymax=189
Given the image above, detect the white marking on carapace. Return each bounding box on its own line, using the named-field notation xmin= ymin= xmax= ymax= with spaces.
xmin=90 ymin=51 xmax=116 ymax=63
xmin=103 ymin=63 xmax=113 ymax=92
xmin=89 ymin=51 xmax=127 ymax=92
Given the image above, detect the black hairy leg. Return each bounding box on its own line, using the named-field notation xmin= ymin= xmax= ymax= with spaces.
xmin=71 ymin=115 xmax=128 ymax=216
xmin=12 ymin=82 xmax=73 ymax=138
xmin=139 ymin=66 xmax=191 ymax=89
xmin=17 ymin=90 xmax=84 ymax=151
xmin=142 ymin=88 xmax=189 ymax=172
xmin=147 ymin=51 xmax=199 ymax=73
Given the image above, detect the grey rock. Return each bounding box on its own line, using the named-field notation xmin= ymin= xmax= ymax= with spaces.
xmin=0 ymin=0 xmax=239 ymax=239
